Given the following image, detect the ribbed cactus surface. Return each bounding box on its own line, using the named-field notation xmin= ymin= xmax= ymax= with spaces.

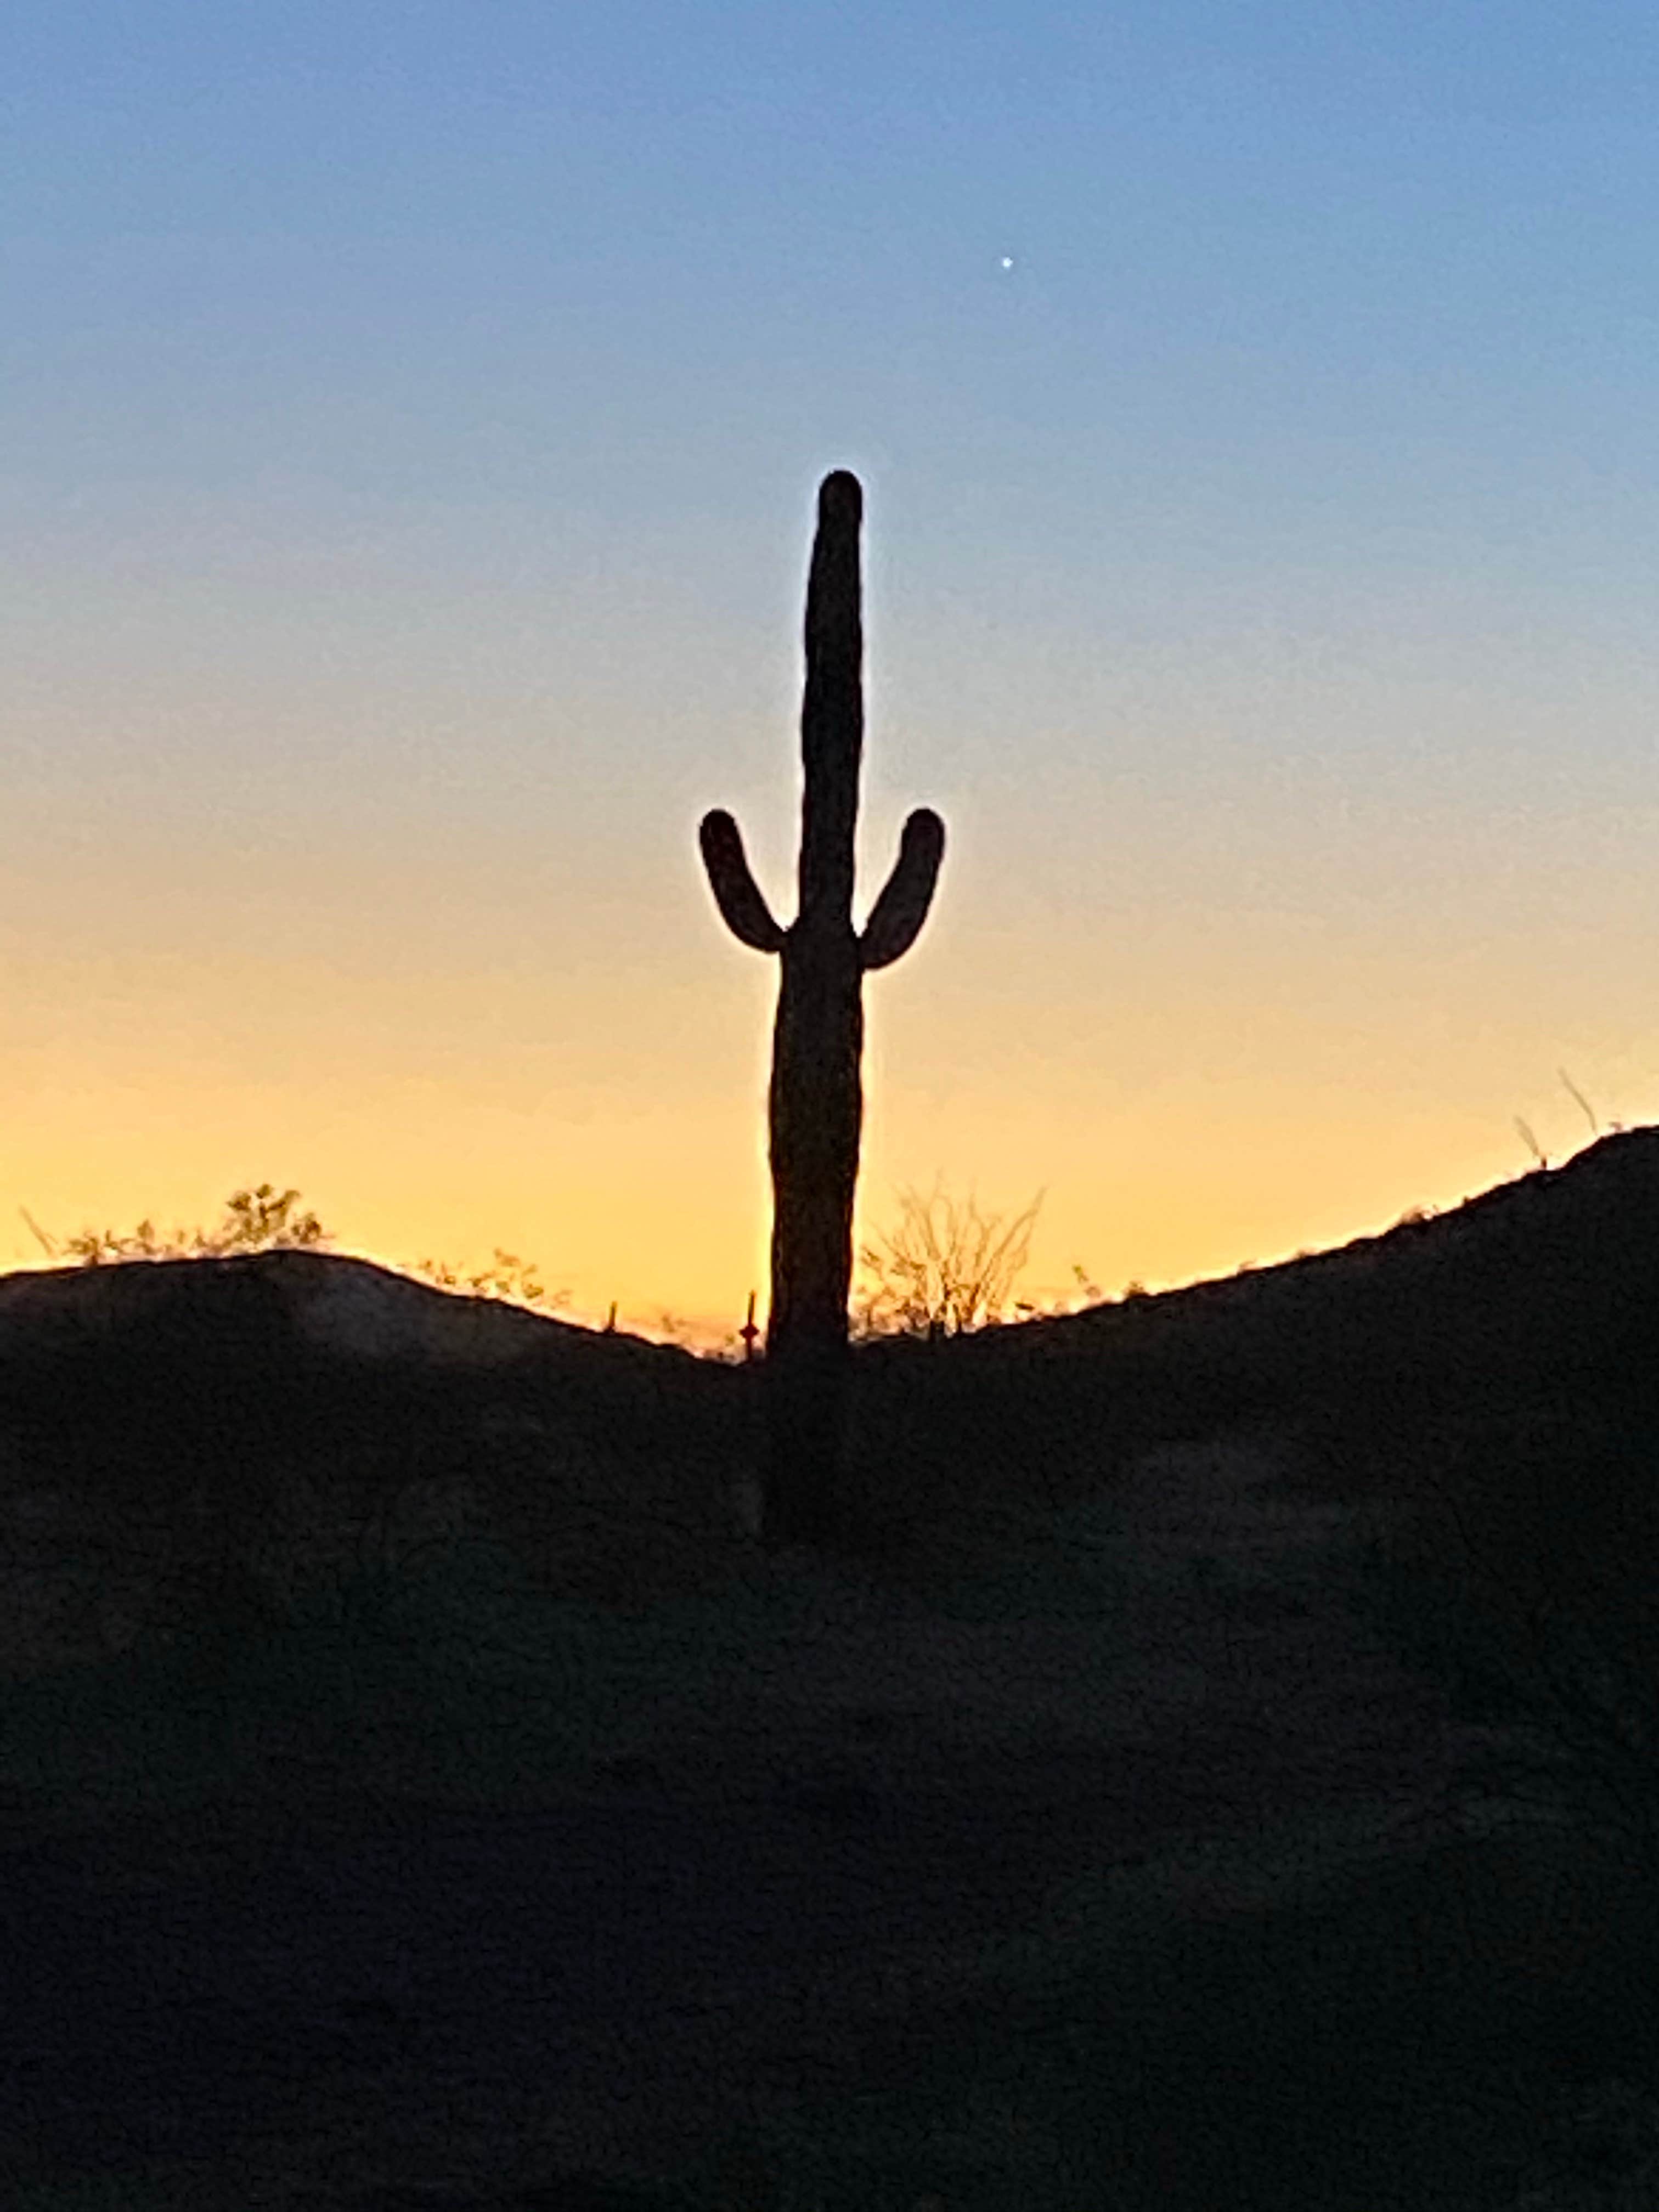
xmin=699 ymin=470 xmax=945 ymax=1548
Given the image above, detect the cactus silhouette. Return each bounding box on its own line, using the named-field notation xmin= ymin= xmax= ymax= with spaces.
xmin=699 ymin=470 xmax=945 ymax=1548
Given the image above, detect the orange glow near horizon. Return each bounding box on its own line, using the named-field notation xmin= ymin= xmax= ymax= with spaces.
xmin=2 ymin=819 xmax=1648 ymax=1353
xmin=0 ymin=1100 xmax=1623 ymax=1355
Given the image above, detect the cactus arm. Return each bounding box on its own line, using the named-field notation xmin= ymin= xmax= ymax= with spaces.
xmin=859 ymin=808 xmax=946 ymax=970
xmin=698 ymin=809 xmax=787 ymax=953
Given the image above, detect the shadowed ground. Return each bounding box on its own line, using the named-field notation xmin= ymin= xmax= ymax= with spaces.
xmin=2 ymin=1424 xmax=1652 ymax=2209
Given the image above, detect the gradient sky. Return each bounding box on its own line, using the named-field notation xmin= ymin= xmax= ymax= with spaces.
xmin=7 ymin=2 xmax=1659 ymax=1342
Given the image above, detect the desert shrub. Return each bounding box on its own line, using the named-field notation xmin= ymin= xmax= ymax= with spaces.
xmin=853 ymin=1177 xmax=1043 ymax=1339
xmin=407 ymin=1248 xmax=568 ymax=1311
xmin=26 ymin=1189 xmax=572 ymax=1321
xmin=26 ymin=1182 xmax=330 ymax=1265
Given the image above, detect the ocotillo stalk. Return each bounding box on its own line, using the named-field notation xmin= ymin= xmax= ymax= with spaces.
xmin=699 ymin=471 xmax=945 ymax=1548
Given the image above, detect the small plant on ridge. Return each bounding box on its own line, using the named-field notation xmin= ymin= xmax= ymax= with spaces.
xmin=853 ymin=1177 xmax=1043 ymax=1339
xmin=25 ymin=1183 xmax=329 ymax=1265
xmin=409 ymin=1250 xmax=568 ymax=1312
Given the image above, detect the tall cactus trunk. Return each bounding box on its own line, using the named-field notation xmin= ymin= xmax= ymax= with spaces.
xmin=765 ymin=931 xmax=865 ymax=1543
xmin=699 ymin=471 xmax=945 ymax=1552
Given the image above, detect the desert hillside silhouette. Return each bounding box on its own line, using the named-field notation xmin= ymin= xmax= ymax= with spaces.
xmin=3 ymin=1122 xmax=1656 ymax=1593
xmin=5 ymin=1132 xmax=1659 ymax=2207
xmin=0 ymin=1120 xmax=1654 ymax=1655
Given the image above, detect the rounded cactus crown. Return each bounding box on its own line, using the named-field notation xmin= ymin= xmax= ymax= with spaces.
xmin=818 ymin=470 xmax=862 ymax=526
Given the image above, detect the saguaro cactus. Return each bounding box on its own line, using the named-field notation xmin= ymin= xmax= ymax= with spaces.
xmin=699 ymin=471 xmax=945 ymax=1549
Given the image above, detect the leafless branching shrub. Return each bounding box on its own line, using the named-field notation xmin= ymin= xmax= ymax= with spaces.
xmin=853 ymin=1177 xmax=1043 ymax=1339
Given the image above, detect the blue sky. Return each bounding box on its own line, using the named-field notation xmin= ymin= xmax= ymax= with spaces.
xmin=5 ymin=2 xmax=1659 ymax=1333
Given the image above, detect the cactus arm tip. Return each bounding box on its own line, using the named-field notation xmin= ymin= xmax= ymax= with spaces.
xmin=860 ymin=807 xmax=945 ymax=970
xmin=699 ymin=809 xmax=787 ymax=954
xmin=819 ymin=470 xmax=862 ymax=526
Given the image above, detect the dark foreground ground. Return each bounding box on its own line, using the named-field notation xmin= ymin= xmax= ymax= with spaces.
xmin=4 ymin=1420 xmax=1658 ymax=2212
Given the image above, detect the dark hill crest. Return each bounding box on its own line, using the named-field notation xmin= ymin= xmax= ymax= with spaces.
xmin=854 ymin=1125 xmax=1659 ymax=1450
